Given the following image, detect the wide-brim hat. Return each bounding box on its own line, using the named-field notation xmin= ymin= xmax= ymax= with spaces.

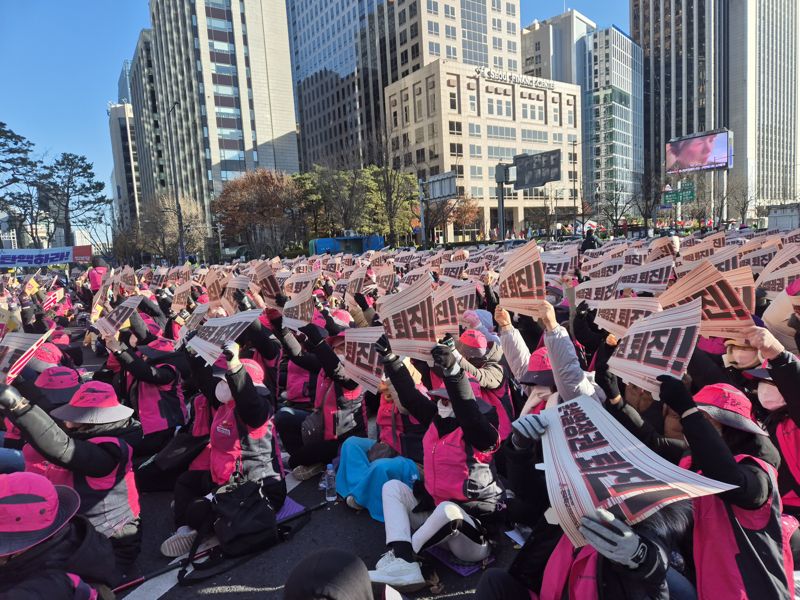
xmin=0 ymin=473 xmax=80 ymax=557
xmin=50 ymin=381 xmax=133 ymax=424
xmin=35 ymin=366 xmax=81 ymax=407
xmin=694 ymin=383 xmax=767 ymax=437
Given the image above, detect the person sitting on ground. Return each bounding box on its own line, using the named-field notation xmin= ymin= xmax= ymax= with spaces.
xmin=0 ymin=472 xmax=118 ymax=600
xmin=368 ymin=339 xmax=502 ymax=591
xmin=161 ymin=341 xmax=285 ymax=558
xmin=336 ymin=351 xmax=427 ymax=520
xmin=0 ymin=382 xmax=143 ymax=578
xmin=272 ymin=313 xmax=365 ymax=481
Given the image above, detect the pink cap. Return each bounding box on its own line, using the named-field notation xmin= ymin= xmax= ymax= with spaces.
xmin=35 ymin=367 xmax=81 ymax=406
xmin=520 ymin=347 xmax=555 ymax=387
xmin=697 ymin=335 xmax=727 ymax=355
xmin=459 ymin=329 xmax=487 ymax=350
xmin=693 ymin=383 xmax=766 ymax=436
xmin=787 ymin=279 xmax=800 ymax=296
xmin=241 ymin=358 xmax=265 ymax=385
xmin=34 ymin=343 xmax=62 ymax=365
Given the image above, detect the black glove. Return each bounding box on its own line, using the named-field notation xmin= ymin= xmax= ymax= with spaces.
xmin=431 ymin=344 xmax=457 ymax=372
xmin=788 ymin=313 xmax=800 ymax=332
xmin=596 ymin=367 xmax=621 ymax=401
xmin=275 ymin=294 xmax=289 ymax=308
xmin=0 ymin=385 xmax=26 ymax=413
xmin=353 ymin=293 xmax=370 ymax=312
xmin=575 ymin=300 xmax=590 ymax=319
xmin=298 ymin=323 xmax=327 ymax=347
xmin=374 ymin=334 xmax=392 ymax=356
xmin=656 ymin=375 xmax=695 ymax=415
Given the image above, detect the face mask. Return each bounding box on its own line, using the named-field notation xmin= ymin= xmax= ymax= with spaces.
xmin=758 ymin=382 xmax=786 ymax=411
xmin=729 ymin=347 xmax=759 ymax=369
xmin=437 ymin=400 xmax=454 ymax=419
xmin=215 ymin=380 xmax=233 ymax=404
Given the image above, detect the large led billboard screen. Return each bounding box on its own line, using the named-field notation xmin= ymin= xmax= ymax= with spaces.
xmin=665 ymin=130 xmax=733 ymax=174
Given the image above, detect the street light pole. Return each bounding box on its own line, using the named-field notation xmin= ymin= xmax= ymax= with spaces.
xmin=165 ymin=100 xmax=186 ymax=264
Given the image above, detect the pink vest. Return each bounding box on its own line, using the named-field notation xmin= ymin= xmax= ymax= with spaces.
xmin=189 ymin=394 xmax=214 ymax=471
xmin=208 ymin=400 xmax=283 ymax=485
xmin=314 ymin=373 xmax=364 ymax=441
xmin=65 ymin=573 xmax=99 ymax=600
xmin=88 ymin=267 xmax=107 ymax=292
xmin=27 ymin=437 xmax=139 ymax=537
xmin=129 ymin=364 xmax=187 ymax=435
xmin=477 ymin=380 xmax=514 ymax=441
xmin=421 ymin=422 xmax=497 ymax=506
xmin=3 ymin=417 xmax=21 ymax=443
xmin=692 ymin=454 xmax=795 ymax=600
xmin=23 ymin=444 xmax=74 ymax=486
xmin=539 ymin=534 xmax=600 ymax=600
xmin=285 ymin=361 xmax=314 ymax=405
xmin=775 ymin=418 xmax=800 ymax=510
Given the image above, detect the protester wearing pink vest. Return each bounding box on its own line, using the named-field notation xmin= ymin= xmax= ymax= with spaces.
xmin=104 ymin=335 xmax=186 ymax=457
xmin=660 ymin=376 xmax=796 ymax=600
xmin=744 ymin=325 xmax=800 ymax=516
xmin=0 ymin=382 xmax=143 ymax=578
xmin=161 ymin=343 xmax=285 ymax=558
xmin=272 ymin=312 xmax=366 ymax=481
xmin=369 ymin=339 xmax=502 ymax=591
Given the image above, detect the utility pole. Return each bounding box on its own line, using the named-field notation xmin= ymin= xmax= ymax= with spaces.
xmin=165 ymin=101 xmax=186 ymax=264
xmin=418 ymin=178 xmax=428 ymax=249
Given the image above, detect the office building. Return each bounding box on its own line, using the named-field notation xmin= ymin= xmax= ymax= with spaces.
xmin=289 ymin=0 xmax=522 ymax=169
xmin=148 ymin=0 xmax=299 ymax=227
xmin=523 ymin=11 xmax=643 ymax=213
xmin=631 ymin=0 xmax=800 ymax=213
xmin=130 ymin=29 xmax=167 ymax=213
xmin=108 ymin=103 xmax=141 ymax=231
xmin=385 ymin=59 xmax=581 ymax=239
xmin=522 ymin=9 xmax=596 ymax=88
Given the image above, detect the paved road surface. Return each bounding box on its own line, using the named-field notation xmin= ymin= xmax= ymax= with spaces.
xmin=122 ymin=475 xmax=518 ymax=599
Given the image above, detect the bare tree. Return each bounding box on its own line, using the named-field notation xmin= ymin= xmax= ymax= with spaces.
xmin=632 ymin=172 xmax=663 ymax=233
xmin=597 ymin=182 xmax=635 ymax=235
xmin=140 ymin=194 xmax=206 ymax=263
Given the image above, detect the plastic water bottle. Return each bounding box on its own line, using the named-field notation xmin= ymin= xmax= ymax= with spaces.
xmin=324 ymin=464 xmax=337 ymax=502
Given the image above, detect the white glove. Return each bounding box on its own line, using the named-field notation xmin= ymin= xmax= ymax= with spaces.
xmin=579 ymin=509 xmax=648 ymax=569
xmin=511 ymin=414 xmax=548 ymax=449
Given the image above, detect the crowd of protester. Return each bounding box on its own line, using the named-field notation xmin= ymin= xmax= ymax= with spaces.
xmin=0 ymin=230 xmax=798 ymax=600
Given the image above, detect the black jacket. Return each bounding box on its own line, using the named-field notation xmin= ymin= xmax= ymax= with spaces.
xmin=0 ymin=516 xmax=117 ymax=600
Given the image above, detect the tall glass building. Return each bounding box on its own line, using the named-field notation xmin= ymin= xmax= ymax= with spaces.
xmin=584 ymin=27 xmax=644 ymax=210
xmin=288 ymin=0 xmax=521 ymax=169
xmin=522 ymin=11 xmax=643 ymax=214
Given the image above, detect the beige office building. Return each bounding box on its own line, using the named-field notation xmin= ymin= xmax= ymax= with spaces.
xmin=385 ymin=59 xmax=582 ymax=239
xmin=149 ymin=0 xmax=299 ymax=228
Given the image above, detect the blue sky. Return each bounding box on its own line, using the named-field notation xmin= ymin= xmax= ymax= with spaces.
xmin=0 ymin=1 xmax=628 ymax=195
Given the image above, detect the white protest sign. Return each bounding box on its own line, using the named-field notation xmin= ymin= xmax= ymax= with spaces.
xmin=541 ymin=397 xmax=735 ymax=547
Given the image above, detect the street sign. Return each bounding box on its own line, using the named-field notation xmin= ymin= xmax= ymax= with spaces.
xmin=513 ymin=150 xmax=562 ymax=190
xmin=427 ymin=172 xmax=457 ymax=201
xmin=663 ymin=188 xmax=695 ymax=204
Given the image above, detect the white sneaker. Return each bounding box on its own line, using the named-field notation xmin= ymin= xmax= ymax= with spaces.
xmin=375 ymin=549 xmax=396 ymax=570
xmin=369 ymin=553 xmax=426 ymax=591
xmin=160 ymin=526 xmax=197 ymax=558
